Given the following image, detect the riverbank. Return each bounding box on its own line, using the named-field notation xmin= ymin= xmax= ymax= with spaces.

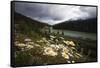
xmin=64 ymin=35 xmax=97 ymax=62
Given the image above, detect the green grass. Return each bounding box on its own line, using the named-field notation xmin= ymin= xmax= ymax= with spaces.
xmin=14 ymin=17 xmax=97 ymax=66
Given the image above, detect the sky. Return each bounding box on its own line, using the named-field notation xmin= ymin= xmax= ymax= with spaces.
xmin=15 ymin=2 xmax=97 ymax=25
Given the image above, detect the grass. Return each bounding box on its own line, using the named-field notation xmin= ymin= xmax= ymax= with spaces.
xmin=14 ymin=19 xmax=97 ymax=66
xmin=13 ymin=30 xmax=97 ymax=66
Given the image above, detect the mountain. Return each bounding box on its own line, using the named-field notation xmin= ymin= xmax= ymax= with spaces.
xmin=14 ymin=12 xmax=50 ymax=41
xmin=53 ymin=18 xmax=97 ymax=33
xmin=14 ymin=12 xmax=50 ymax=32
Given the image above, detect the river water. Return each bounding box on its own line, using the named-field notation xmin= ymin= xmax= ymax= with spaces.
xmin=50 ymin=28 xmax=97 ymax=40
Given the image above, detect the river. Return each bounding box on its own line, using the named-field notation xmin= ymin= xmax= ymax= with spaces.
xmin=50 ymin=27 xmax=97 ymax=40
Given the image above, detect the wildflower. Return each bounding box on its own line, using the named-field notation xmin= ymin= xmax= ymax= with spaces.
xmin=55 ymin=45 xmax=60 ymax=50
xmin=74 ymin=53 xmax=82 ymax=59
xmin=24 ymin=38 xmax=32 ymax=42
xmin=50 ymin=44 xmax=60 ymax=51
xmin=46 ymin=42 xmax=50 ymax=46
xmin=48 ymin=40 xmax=54 ymax=44
xmin=35 ymin=44 xmax=40 ymax=47
xmin=72 ymin=60 xmax=75 ymax=63
xmin=27 ymin=42 xmax=34 ymax=45
xmin=58 ymin=44 xmax=64 ymax=49
xmin=59 ymin=37 xmax=64 ymax=40
xmin=26 ymin=45 xmax=34 ymax=49
xmin=69 ymin=41 xmax=75 ymax=46
xmin=68 ymin=53 xmax=73 ymax=57
xmin=21 ymin=48 xmax=25 ymax=51
xmin=43 ymin=47 xmax=58 ymax=56
xmin=63 ymin=40 xmax=69 ymax=45
xmin=67 ymin=60 xmax=71 ymax=63
xmin=50 ymin=38 xmax=54 ymax=41
xmin=50 ymin=44 xmax=55 ymax=48
xmin=63 ymin=40 xmax=75 ymax=46
xmin=62 ymin=52 xmax=69 ymax=59
xmin=15 ymin=41 xmax=19 ymax=46
xmin=50 ymin=35 xmax=55 ymax=38
xmin=71 ymin=47 xmax=76 ymax=50
xmin=17 ymin=43 xmax=26 ymax=47
xmin=76 ymin=53 xmax=82 ymax=57
xmin=62 ymin=48 xmax=69 ymax=54
xmin=37 ymin=40 xmax=44 ymax=43
xmin=55 ymin=39 xmax=59 ymax=42
xmin=42 ymin=37 xmax=47 ymax=41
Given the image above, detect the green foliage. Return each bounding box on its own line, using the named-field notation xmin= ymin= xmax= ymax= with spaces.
xmin=14 ymin=12 xmax=97 ymax=66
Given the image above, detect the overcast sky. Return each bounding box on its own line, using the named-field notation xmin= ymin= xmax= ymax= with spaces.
xmin=15 ymin=2 xmax=97 ymax=25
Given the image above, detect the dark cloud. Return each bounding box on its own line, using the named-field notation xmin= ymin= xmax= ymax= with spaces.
xmin=80 ymin=6 xmax=96 ymax=18
xmin=15 ymin=2 xmax=97 ymax=25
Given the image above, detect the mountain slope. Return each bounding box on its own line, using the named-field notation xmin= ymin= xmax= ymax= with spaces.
xmin=14 ymin=12 xmax=50 ymax=42
xmin=53 ymin=18 xmax=97 ymax=33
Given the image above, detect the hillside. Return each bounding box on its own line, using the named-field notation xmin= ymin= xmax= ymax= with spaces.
xmin=53 ymin=18 xmax=97 ymax=33
xmin=14 ymin=12 xmax=50 ymax=42
xmin=12 ymin=12 xmax=97 ymax=66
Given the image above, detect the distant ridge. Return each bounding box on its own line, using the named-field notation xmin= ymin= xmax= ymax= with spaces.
xmin=53 ymin=18 xmax=97 ymax=33
xmin=14 ymin=12 xmax=50 ymax=37
xmin=14 ymin=12 xmax=50 ymax=26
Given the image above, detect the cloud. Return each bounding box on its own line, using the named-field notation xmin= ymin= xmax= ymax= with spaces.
xmin=80 ymin=6 xmax=96 ymax=18
xmin=15 ymin=2 xmax=97 ymax=25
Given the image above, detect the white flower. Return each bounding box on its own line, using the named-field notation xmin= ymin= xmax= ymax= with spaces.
xmin=24 ymin=38 xmax=32 ymax=42
xmin=26 ymin=45 xmax=34 ymax=49
xmin=55 ymin=45 xmax=60 ymax=50
xmin=17 ymin=43 xmax=26 ymax=47
xmin=37 ymin=40 xmax=44 ymax=43
xmin=42 ymin=37 xmax=47 ymax=41
xmin=50 ymin=38 xmax=54 ymax=40
xmin=58 ymin=44 xmax=64 ymax=49
xmin=50 ymin=44 xmax=55 ymax=48
xmin=62 ymin=52 xmax=69 ymax=59
xmin=63 ymin=41 xmax=75 ymax=46
xmin=59 ymin=37 xmax=64 ymax=40
xmin=76 ymin=53 xmax=82 ymax=57
xmin=50 ymin=35 xmax=55 ymax=38
xmin=50 ymin=44 xmax=60 ymax=51
xmin=72 ymin=60 xmax=75 ymax=63
xmin=45 ymin=40 xmax=50 ymax=44
xmin=43 ymin=47 xmax=58 ymax=56
xmin=67 ymin=60 xmax=71 ymax=63
xmin=15 ymin=41 xmax=19 ymax=46
xmin=55 ymin=39 xmax=59 ymax=42
xmin=71 ymin=47 xmax=76 ymax=50
xmin=69 ymin=41 xmax=75 ymax=46
xmin=61 ymin=46 xmax=70 ymax=59
xmin=21 ymin=48 xmax=24 ymax=51
xmin=27 ymin=42 xmax=34 ymax=45
xmin=68 ymin=53 xmax=73 ymax=57
xmin=35 ymin=44 xmax=40 ymax=47
xmin=62 ymin=48 xmax=69 ymax=53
